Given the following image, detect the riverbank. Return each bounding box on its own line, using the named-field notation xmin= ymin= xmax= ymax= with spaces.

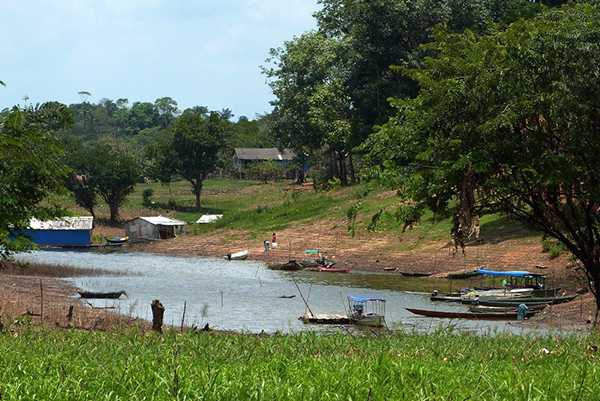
xmin=0 ymin=261 xmax=139 ymax=331
xmin=1 ymin=327 xmax=599 ymax=400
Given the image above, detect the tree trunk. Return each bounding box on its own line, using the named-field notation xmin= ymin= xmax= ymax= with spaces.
xmin=109 ymin=202 xmax=120 ymax=224
xmin=338 ymin=152 xmax=348 ymax=186
xmin=349 ymin=154 xmax=357 ymax=184
xmin=193 ymin=181 xmax=203 ymax=211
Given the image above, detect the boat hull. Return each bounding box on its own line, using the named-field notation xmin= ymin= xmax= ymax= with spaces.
xmin=78 ymin=290 xmax=126 ymax=299
xmin=406 ymin=307 xmax=528 ymax=320
xmin=351 ymin=314 xmax=385 ymax=327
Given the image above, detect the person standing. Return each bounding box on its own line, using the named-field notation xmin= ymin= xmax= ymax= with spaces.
xmin=271 ymin=232 xmax=278 ymax=249
xmin=263 ymin=240 xmax=270 ymax=255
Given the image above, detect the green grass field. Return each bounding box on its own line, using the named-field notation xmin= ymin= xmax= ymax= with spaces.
xmin=54 ymin=178 xmax=538 ymax=247
xmin=0 ymin=328 xmax=598 ymax=400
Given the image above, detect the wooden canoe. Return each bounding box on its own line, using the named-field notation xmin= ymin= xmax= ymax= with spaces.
xmin=469 ymin=304 xmax=546 ymax=313
xmin=430 ymin=294 xmax=463 ymax=302
xmin=78 ymin=290 xmax=126 ymax=299
xmin=405 ymin=307 xmax=530 ymax=320
xmin=399 ymin=271 xmax=433 ymax=277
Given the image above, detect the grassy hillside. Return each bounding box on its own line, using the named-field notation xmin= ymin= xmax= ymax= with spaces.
xmin=0 ymin=328 xmax=597 ymax=400
xmin=54 ymin=178 xmax=538 ymax=248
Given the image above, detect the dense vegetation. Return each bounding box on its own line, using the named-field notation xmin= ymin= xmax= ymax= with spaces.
xmin=0 ymin=328 xmax=598 ymax=400
xmin=266 ymin=1 xmax=600 ymax=314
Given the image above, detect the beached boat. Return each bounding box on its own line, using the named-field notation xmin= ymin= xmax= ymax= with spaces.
xmin=224 ymin=250 xmax=248 ymax=261
xmin=319 ymin=267 xmax=351 ymax=273
xmin=106 ymin=236 xmax=128 ymax=246
xmin=348 ymin=295 xmax=386 ymax=327
xmin=78 ymin=290 xmax=127 ymax=299
xmin=405 ymin=307 xmax=532 ymax=320
xmin=476 ymin=299 xmax=553 ymax=307
xmin=268 ymin=260 xmax=304 ymax=271
xmin=399 ymin=271 xmax=433 ymax=277
xmin=447 ymin=270 xmax=481 ymax=279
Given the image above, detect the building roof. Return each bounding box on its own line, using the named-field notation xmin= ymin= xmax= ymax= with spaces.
xmin=234 ymin=148 xmax=295 ymax=161
xmin=28 ymin=216 xmax=93 ymax=231
xmin=134 ymin=216 xmax=186 ymax=226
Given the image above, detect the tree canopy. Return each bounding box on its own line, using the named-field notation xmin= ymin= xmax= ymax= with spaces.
xmin=367 ymin=3 xmax=600 ymax=312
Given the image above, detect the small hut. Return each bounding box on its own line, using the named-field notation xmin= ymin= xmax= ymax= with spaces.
xmin=125 ymin=216 xmax=186 ymax=241
xmin=17 ymin=217 xmax=93 ymax=247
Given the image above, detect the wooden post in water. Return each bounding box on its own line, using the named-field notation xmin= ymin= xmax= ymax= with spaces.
xmin=67 ymin=305 xmax=74 ymax=325
xmin=39 ymin=279 xmax=44 ymax=323
xmin=151 ymin=299 xmax=165 ymax=333
xmin=180 ymin=301 xmax=187 ymax=332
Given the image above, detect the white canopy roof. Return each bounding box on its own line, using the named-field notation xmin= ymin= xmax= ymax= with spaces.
xmin=136 ymin=216 xmax=186 ymax=226
xmin=28 ymin=216 xmax=93 ymax=230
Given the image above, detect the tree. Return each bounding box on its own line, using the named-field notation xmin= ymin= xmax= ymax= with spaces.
xmin=0 ymin=105 xmax=71 ymax=256
xmin=369 ymin=4 xmax=600 ymax=318
xmin=151 ymin=109 xmax=230 ymax=210
xmin=82 ymin=138 xmax=140 ymax=223
xmin=154 ymin=97 xmax=178 ymax=128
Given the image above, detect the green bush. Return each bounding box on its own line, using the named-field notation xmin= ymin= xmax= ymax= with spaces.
xmin=142 ymin=188 xmax=154 ymax=207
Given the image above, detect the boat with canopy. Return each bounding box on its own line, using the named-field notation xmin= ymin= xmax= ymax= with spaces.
xmin=347 ymin=295 xmax=386 ymax=327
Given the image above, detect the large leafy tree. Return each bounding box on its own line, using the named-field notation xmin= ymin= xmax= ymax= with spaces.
xmin=79 ymin=138 xmax=141 ymax=223
xmin=150 ymin=109 xmax=231 ymax=210
xmin=370 ymin=4 xmax=600 ymax=317
xmin=0 ymin=104 xmax=72 ymax=256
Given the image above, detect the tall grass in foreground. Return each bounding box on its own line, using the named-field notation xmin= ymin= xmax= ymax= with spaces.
xmin=0 ymin=329 xmax=598 ymax=400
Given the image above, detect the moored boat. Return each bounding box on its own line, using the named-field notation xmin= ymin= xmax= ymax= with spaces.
xmin=405 ymin=307 xmax=535 ymax=320
xmin=268 ymin=260 xmax=304 ymax=271
xmin=430 ymin=293 xmax=463 ymax=302
xmin=477 ymin=294 xmax=576 ymax=305
xmin=348 ymin=295 xmax=386 ymax=327
xmin=399 ymin=271 xmax=433 ymax=277
xmin=78 ymin=290 xmax=127 ymax=299
xmin=469 ymin=304 xmax=547 ymax=314
xmin=447 ymin=270 xmax=481 ymax=279
xmin=106 ymin=236 xmax=128 ymax=246
xmin=224 ymin=250 xmax=248 ymax=261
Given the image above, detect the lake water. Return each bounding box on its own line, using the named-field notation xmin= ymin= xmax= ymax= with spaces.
xmin=16 ymin=250 xmax=554 ymax=335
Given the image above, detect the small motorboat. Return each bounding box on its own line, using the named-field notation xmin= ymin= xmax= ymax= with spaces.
xmin=477 ymin=294 xmax=576 ymax=306
xmin=78 ymin=290 xmax=127 ymax=299
xmin=319 ymin=267 xmax=351 ymax=273
xmin=224 ymin=250 xmax=248 ymax=261
xmin=348 ymin=295 xmax=386 ymax=327
xmin=106 ymin=236 xmax=128 ymax=246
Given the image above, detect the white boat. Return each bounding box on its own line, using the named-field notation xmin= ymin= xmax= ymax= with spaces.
xmin=347 ymin=295 xmax=386 ymax=327
xmin=461 ymin=288 xmax=533 ymax=301
xmin=224 ymin=250 xmax=248 ymax=261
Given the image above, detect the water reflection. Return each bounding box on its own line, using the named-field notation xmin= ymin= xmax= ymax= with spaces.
xmin=15 ymin=250 xmax=554 ymax=335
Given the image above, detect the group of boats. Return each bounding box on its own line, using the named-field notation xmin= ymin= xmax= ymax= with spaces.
xmin=223 ymin=248 xmax=352 ymax=272
xmin=408 ymin=268 xmax=576 ymax=320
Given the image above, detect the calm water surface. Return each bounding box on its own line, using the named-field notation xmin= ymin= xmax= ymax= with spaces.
xmin=16 ymin=250 xmax=556 ymax=334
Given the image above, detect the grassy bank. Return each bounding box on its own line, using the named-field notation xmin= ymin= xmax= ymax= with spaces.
xmin=0 ymin=328 xmax=597 ymax=400
xmin=55 ymin=178 xmax=538 ymax=248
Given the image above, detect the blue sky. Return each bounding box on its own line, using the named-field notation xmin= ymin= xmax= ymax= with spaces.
xmin=0 ymin=0 xmax=319 ymax=118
